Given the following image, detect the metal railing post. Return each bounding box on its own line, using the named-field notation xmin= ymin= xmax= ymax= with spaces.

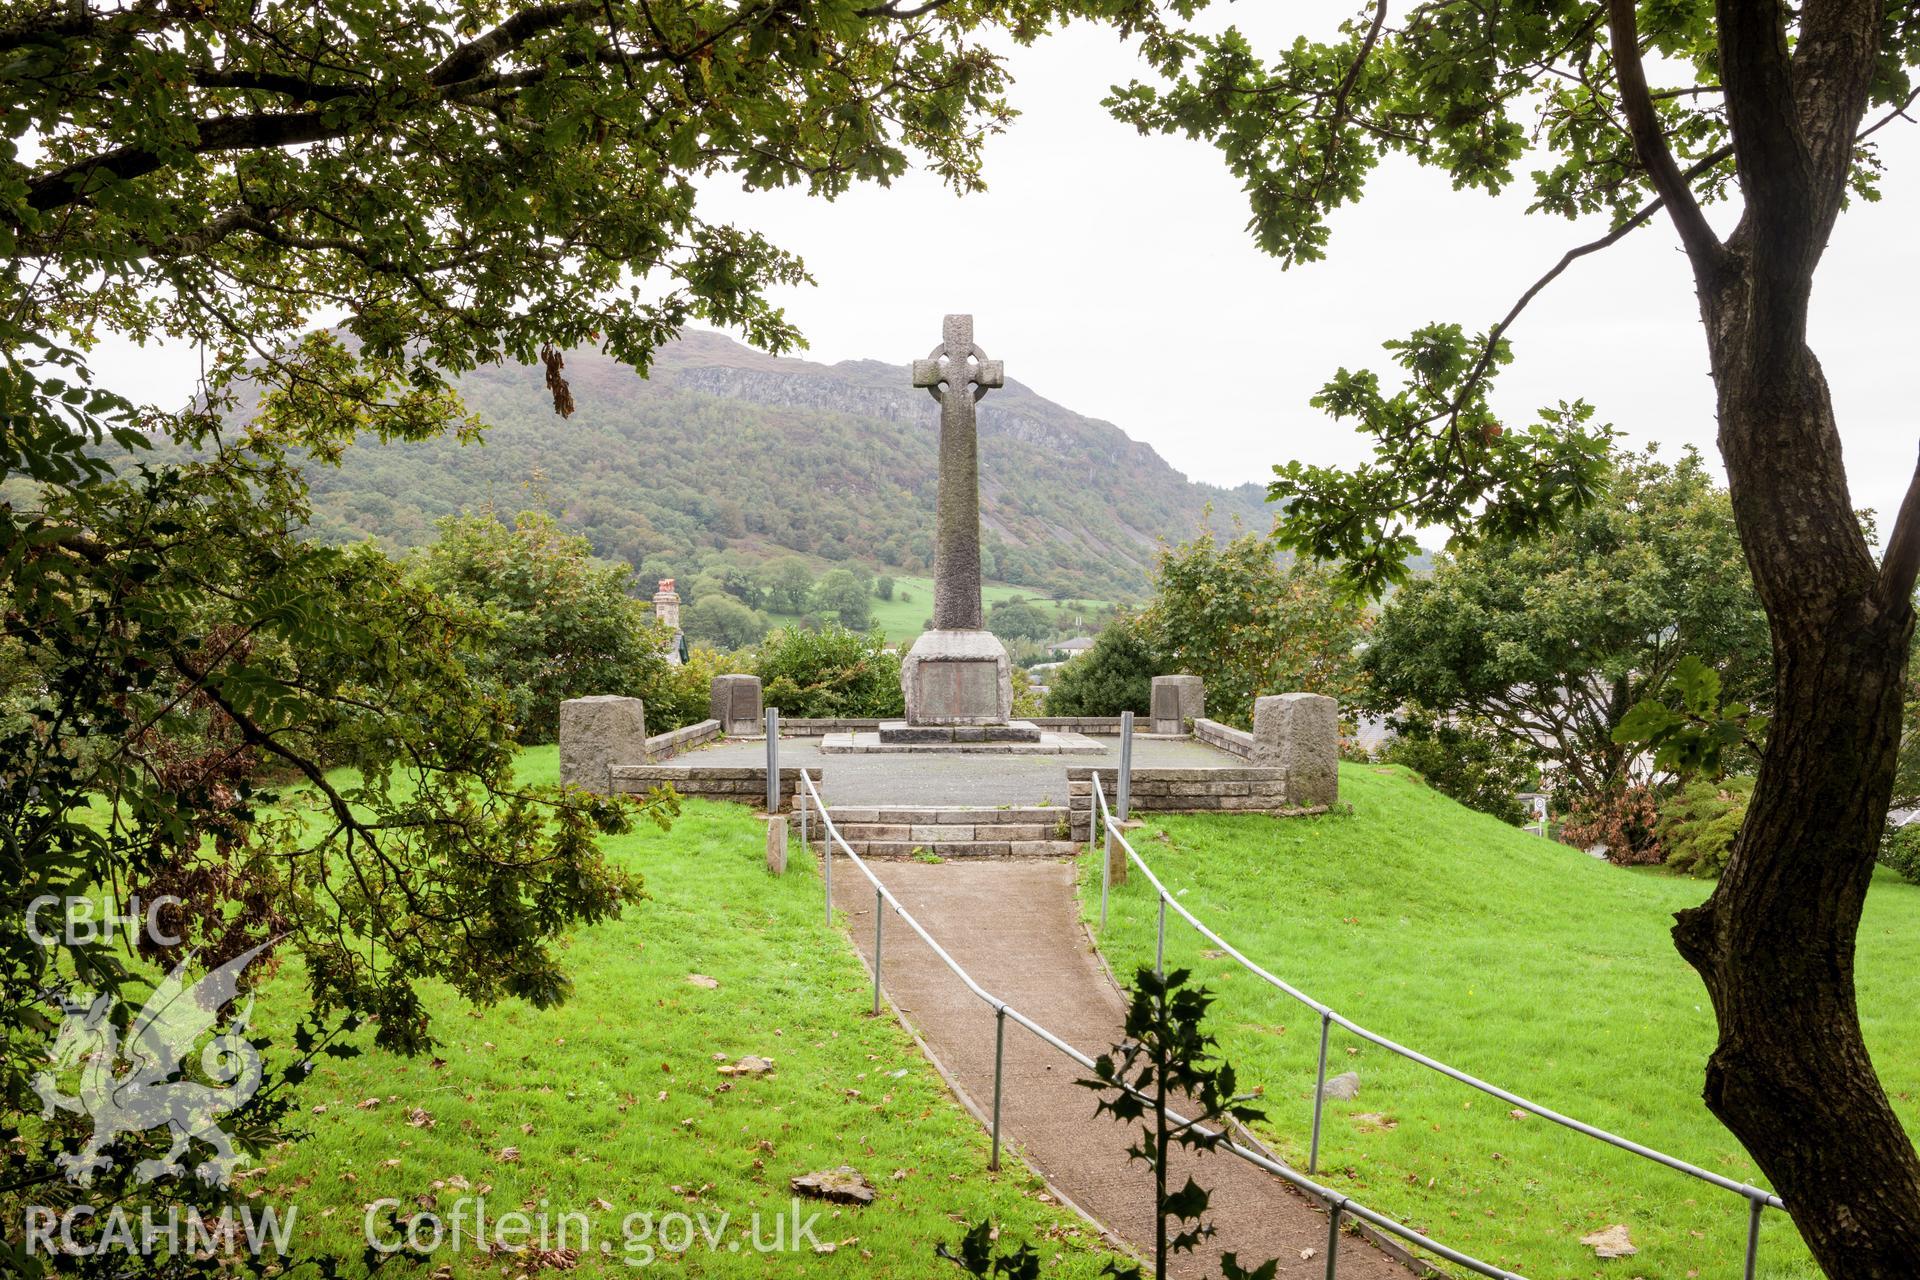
xmin=765 ymin=707 xmax=780 ymax=813
xmin=1155 ymin=895 xmax=1167 ymax=979
xmin=1117 ymin=710 xmax=1134 ymax=822
xmin=1309 ymin=1011 xmax=1332 ymax=1174
xmin=1745 ymin=1196 xmax=1762 ymax=1280
xmin=990 ymin=1007 xmax=1007 ymax=1172
xmin=1324 ymin=1201 xmax=1344 ymax=1280
xmin=872 ymin=886 xmax=884 ymax=1016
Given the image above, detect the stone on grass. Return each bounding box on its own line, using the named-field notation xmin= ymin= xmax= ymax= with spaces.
xmin=717 ymin=1055 xmax=775 ymax=1077
xmin=1319 ymin=1070 xmax=1360 ymax=1101
xmin=1351 ymin=1112 xmax=1396 ymax=1133
xmin=765 ymin=814 xmax=788 ymax=875
xmin=1252 ymin=692 xmax=1339 ymax=808
xmin=1579 ymin=1224 xmax=1638 ymax=1258
xmin=558 ymin=695 xmax=647 ymax=794
xmin=790 ymin=1166 xmax=875 ymax=1206
xmin=686 ymin=974 xmax=719 ymax=989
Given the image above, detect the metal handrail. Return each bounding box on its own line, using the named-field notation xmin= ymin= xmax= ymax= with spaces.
xmin=1088 ymin=773 xmax=1783 ymax=1278
xmin=798 ymin=768 xmax=1534 ymax=1280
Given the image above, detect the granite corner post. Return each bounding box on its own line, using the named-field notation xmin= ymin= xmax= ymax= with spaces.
xmin=1150 ymin=675 xmax=1206 ymax=734
xmin=1251 ymin=692 xmax=1339 ymax=808
xmin=559 ymin=695 xmax=648 ymax=794
xmin=710 ymin=674 xmax=764 ymax=735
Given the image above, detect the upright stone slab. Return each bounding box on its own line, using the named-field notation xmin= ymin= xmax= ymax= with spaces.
xmin=1251 ymin=692 xmax=1339 ymax=808
xmin=1150 ymin=675 xmax=1206 ymax=734
xmin=709 ymin=674 xmax=763 ymax=735
xmin=559 ymin=695 xmax=647 ymax=794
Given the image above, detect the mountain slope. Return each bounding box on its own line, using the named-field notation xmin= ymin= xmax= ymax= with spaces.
xmin=298 ymin=331 xmax=1269 ymax=599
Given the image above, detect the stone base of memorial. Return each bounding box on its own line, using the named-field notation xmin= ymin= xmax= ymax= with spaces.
xmin=877 ymin=720 xmax=1042 ymax=744
xmin=899 ymin=628 xmax=1018 ymax=725
xmin=822 ymin=727 xmax=1106 ymax=755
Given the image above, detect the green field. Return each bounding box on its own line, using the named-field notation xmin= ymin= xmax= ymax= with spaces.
xmin=1079 ymin=763 xmax=1920 ymax=1279
xmin=242 ymin=747 xmax=1119 ymax=1277
xmin=861 ymin=573 xmax=1111 ymax=643
xmin=762 ymin=571 xmax=1115 ymax=644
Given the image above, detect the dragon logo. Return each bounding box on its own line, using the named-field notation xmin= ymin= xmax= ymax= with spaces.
xmin=32 ymin=941 xmax=271 ymax=1187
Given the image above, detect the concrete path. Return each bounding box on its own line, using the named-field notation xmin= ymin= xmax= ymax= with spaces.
xmin=831 ymin=859 xmax=1412 ymax=1279
xmin=685 ymin=736 xmax=1241 ymax=806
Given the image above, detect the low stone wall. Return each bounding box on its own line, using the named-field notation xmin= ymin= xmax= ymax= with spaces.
xmin=771 ymin=715 xmax=1131 ymax=737
xmin=608 ymin=764 xmax=817 ymax=812
xmin=1066 ymin=766 xmax=1322 ymax=839
xmin=771 ymin=718 xmax=883 ymax=737
xmin=643 ymin=719 xmax=721 ymax=761
xmin=1031 ymin=716 xmax=1125 ymax=734
xmin=1192 ymin=717 xmax=1254 ymax=759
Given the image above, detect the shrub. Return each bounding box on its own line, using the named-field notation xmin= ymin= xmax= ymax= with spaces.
xmin=1880 ymin=821 xmax=1920 ymax=885
xmin=1657 ymin=775 xmax=1754 ymax=878
xmin=1043 ymin=617 xmax=1163 ymax=716
xmin=1381 ymin=718 xmax=1534 ymax=826
xmin=1562 ymin=784 xmax=1664 ymax=865
xmin=645 ymin=646 xmax=747 ymax=732
xmin=876 ymin=574 xmax=895 ymax=601
xmin=755 ymin=624 xmax=903 ymax=718
xmin=409 ymin=510 xmax=673 ymax=744
xmin=1144 ymin=533 xmax=1370 ymax=728
xmin=1010 ymin=664 xmax=1045 ymax=719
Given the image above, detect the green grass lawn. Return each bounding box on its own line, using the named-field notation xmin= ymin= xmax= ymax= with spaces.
xmin=241 ymin=747 xmax=1118 ymax=1276
xmin=1079 ymin=763 xmax=1920 ymax=1280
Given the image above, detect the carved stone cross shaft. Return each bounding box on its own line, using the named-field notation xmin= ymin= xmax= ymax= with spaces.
xmin=911 ymin=314 xmax=1004 ymax=631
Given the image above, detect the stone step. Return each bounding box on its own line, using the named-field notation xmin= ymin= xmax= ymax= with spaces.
xmin=834 ymin=839 xmax=1084 ymax=859
xmin=800 ymin=804 xmax=1068 ymax=827
xmin=835 ymin=822 xmax=1059 ymax=843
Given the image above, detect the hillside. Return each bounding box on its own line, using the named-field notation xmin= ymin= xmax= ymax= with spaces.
xmin=1085 ymin=764 xmax=1920 ymax=1278
xmin=295 ymin=331 xmax=1271 ymax=599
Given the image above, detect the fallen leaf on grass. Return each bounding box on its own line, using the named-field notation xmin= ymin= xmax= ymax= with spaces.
xmin=687 ymin=974 xmax=719 ymax=989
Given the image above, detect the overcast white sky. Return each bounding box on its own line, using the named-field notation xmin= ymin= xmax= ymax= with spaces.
xmin=96 ymin=8 xmax=1920 ymax=538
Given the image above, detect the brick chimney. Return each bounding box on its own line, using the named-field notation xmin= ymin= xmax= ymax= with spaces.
xmin=652 ymin=578 xmax=681 ymax=631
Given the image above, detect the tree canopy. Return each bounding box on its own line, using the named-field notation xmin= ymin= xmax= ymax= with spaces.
xmin=1143 ymin=532 xmax=1369 ymax=729
xmin=408 ymin=509 xmax=680 ymax=743
xmin=1364 ymin=448 xmax=1767 ymax=798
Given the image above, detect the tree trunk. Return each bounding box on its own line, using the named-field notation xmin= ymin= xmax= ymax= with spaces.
xmin=1673 ymin=268 xmax=1920 ymax=1274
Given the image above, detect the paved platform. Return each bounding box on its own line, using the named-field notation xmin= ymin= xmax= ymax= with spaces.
xmin=833 ymin=859 xmax=1412 ymax=1279
xmin=677 ymin=735 xmax=1245 ymax=806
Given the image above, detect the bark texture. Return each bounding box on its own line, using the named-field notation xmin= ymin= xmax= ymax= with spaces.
xmin=1678 ymin=311 xmax=1920 ymax=1272
xmin=1610 ymin=0 xmax=1920 ymax=1270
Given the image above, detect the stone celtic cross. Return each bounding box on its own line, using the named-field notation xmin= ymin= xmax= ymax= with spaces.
xmin=911 ymin=315 xmax=1004 ymax=631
